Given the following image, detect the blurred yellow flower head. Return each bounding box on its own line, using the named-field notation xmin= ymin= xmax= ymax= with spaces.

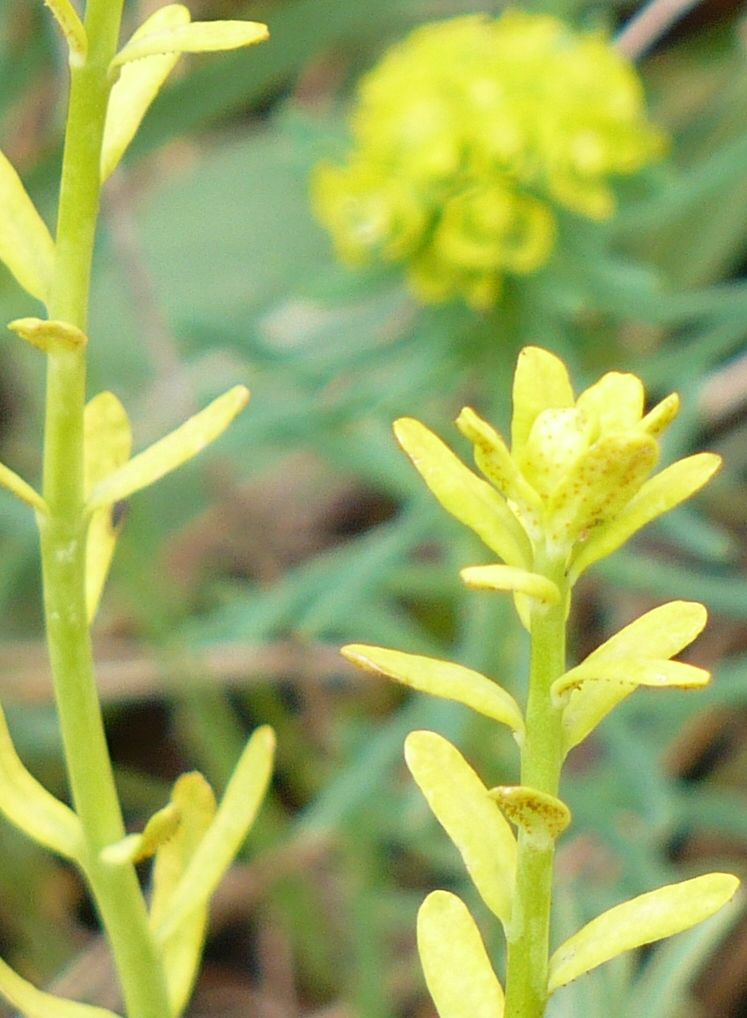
xmin=312 ymin=11 xmax=665 ymax=308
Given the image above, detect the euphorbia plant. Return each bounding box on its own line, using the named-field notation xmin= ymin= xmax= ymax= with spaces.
xmin=343 ymin=347 xmax=739 ymax=1018
xmin=0 ymin=3 xmax=275 ymax=1017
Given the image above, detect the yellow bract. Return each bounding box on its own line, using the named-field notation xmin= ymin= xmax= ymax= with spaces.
xmin=313 ymin=10 xmax=664 ymax=307
xmin=0 ymin=956 xmax=120 ymax=1018
xmin=405 ymin=730 xmax=516 ymax=926
xmin=110 ymin=20 xmax=269 ymax=78
xmin=461 ymin=564 xmax=560 ymax=605
xmin=557 ymin=600 xmax=709 ymax=752
xmin=101 ymin=4 xmax=191 ymax=182
xmin=393 ymin=417 xmax=531 ymax=569
xmin=341 ymin=644 xmax=524 ymax=734
xmin=0 ymin=462 xmax=47 ymax=514
xmin=0 ymin=702 xmax=83 ymax=861
xmin=417 ymin=891 xmax=504 ymax=1018
xmin=489 ymin=785 xmax=571 ymax=847
xmin=84 ymin=393 xmax=133 ymax=622
xmin=153 ymin=726 xmax=275 ymax=946
xmin=87 ymin=385 xmax=249 ymax=512
xmin=150 ymin=773 xmax=217 ymax=1017
xmin=41 ymin=0 xmax=87 ymax=64
xmin=0 ymin=150 xmax=55 ymax=302
xmin=9 ymin=317 xmax=86 ymax=353
xmin=548 ymin=873 xmax=740 ymax=993
xmin=101 ymin=802 xmax=181 ymax=866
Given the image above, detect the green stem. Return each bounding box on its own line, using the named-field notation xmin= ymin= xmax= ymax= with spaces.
xmin=39 ymin=5 xmax=171 ymax=1017
xmin=503 ymin=553 xmax=568 ymax=1018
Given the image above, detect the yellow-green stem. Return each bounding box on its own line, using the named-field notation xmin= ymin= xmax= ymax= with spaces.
xmin=40 ymin=4 xmax=171 ymax=1016
xmin=504 ymin=552 xmax=568 ymax=1018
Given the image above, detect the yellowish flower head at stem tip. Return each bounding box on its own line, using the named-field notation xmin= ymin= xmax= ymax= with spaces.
xmin=312 ymin=10 xmax=665 ymax=308
xmin=395 ymin=346 xmax=720 ymax=587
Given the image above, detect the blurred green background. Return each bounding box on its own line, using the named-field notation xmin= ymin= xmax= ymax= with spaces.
xmin=1 ymin=0 xmax=747 ymax=1015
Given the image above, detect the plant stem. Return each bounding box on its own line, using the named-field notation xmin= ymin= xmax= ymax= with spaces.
xmin=39 ymin=4 xmax=171 ymax=1016
xmin=503 ymin=552 xmax=568 ymax=1018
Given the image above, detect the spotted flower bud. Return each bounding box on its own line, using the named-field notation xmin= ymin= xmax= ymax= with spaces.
xmin=395 ymin=348 xmax=720 ymax=600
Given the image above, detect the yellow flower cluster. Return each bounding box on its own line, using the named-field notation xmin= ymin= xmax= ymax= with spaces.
xmin=312 ymin=11 xmax=665 ymax=308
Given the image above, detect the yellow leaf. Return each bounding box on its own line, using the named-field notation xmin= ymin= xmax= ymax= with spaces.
xmin=417 ymin=891 xmax=504 ymax=1018
xmin=489 ymin=785 xmax=570 ymax=847
xmin=101 ymin=5 xmax=191 ymax=182
xmin=150 ymin=773 xmax=217 ymax=1017
xmin=455 ymin=406 xmax=541 ymax=516
xmin=558 ymin=601 xmax=708 ymax=752
xmin=154 ymin=726 xmax=275 ymax=946
xmin=548 ymin=873 xmax=740 ymax=993
xmin=341 ymin=644 xmax=524 ymax=734
xmin=101 ymin=802 xmax=181 ymax=866
xmin=0 ymin=955 xmax=120 ymax=1018
xmin=569 ymin=453 xmax=722 ymax=581
xmin=461 ymin=564 xmax=560 ymax=605
xmin=0 ymin=461 xmax=47 ymax=514
xmin=510 ymin=346 xmax=573 ymax=461
xmin=0 ymin=150 xmax=55 ymax=301
xmin=8 ymin=317 xmax=86 ymax=353
xmin=639 ymin=392 xmax=679 ymax=437
xmin=393 ymin=417 xmax=531 ymax=568
xmin=545 ymin=432 xmax=658 ymax=549
xmin=519 ymin=407 xmax=592 ymax=500
xmin=556 ymin=658 xmax=709 ymax=699
xmin=405 ymin=730 xmax=516 ymax=925
xmin=41 ymin=0 xmax=87 ymax=64
xmin=84 ymin=393 xmax=132 ymax=622
xmin=84 ymin=393 xmax=133 ymax=494
xmin=575 ymin=372 xmax=644 ymax=431
xmin=0 ymin=701 xmax=82 ymax=860
xmin=87 ymin=385 xmax=249 ymax=511
xmin=110 ymin=20 xmax=268 ymax=76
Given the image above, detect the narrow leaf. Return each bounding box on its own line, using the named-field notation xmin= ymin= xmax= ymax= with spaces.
xmin=548 ymin=873 xmax=740 ymax=993
xmin=154 ymin=726 xmax=275 ymax=945
xmin=41 ymin=0 xmax=87 ymax=64
xmin=555 ymin=658 xmax=709 ymax=700
xmin=84 ymin=393 xmax=132 ymax=621
xmin=0 ymin=462 xmax=47 ymax=514
xmin=405 ymin=730 xmax=516 ymax=925
xmin=511 ymin=346 xmax=573 ymax=460
xmin=570 ymin=600 xmax=708 ymax=665
xmin=150 ymin=773 xmax=217 ymax=1017
xmin=455 ymin=406 xmax=541 ymax=513
xmin=575 ymin=372 xmax=644 ymax=431
xmin=0 ymin=956 xmax=119 ymax=1018
xmin=150 ymin=773 xmax=217 ymax=927
xmin=393 ymin=418 xmax=531 ymax=568
xmin=101 ymin=802 xmax=181 ymax=866
xmin=87 ymin=385 xmax=249 ymax=510
xmin=341 ymin=644 xmax=524 ymax=734
xmin=0 ymin=150 xmax=55 ymax=301
xmin=558 ymin=601 xmax=708 ymax=751
xmin=461 ymin=564 xmax=560 ymax=604
xmin=0 ymin=702 xmax=82 ymax=860
xmin=110 ymin=20 xmax=268 ymax=74
xmin=569 ymin=454 xmax=722 ymax=581
xmin=547 ymin=433 xmax=659 ymax=548
xmin=489 ymin=785 xmax=571 ymax=847
xmin=101 ymin=4 xmax=191 ymax=182
xmin=418 ymin=891 xmax=505 ymax=1018
xmin=639 ymin=393 xmax=680 ymax=437
xmin=9 ymin=317 xmax=86 ymax=353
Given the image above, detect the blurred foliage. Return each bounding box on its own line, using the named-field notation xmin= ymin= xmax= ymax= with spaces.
xmin=0 ymin=0 xmax=746 ymax=1015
